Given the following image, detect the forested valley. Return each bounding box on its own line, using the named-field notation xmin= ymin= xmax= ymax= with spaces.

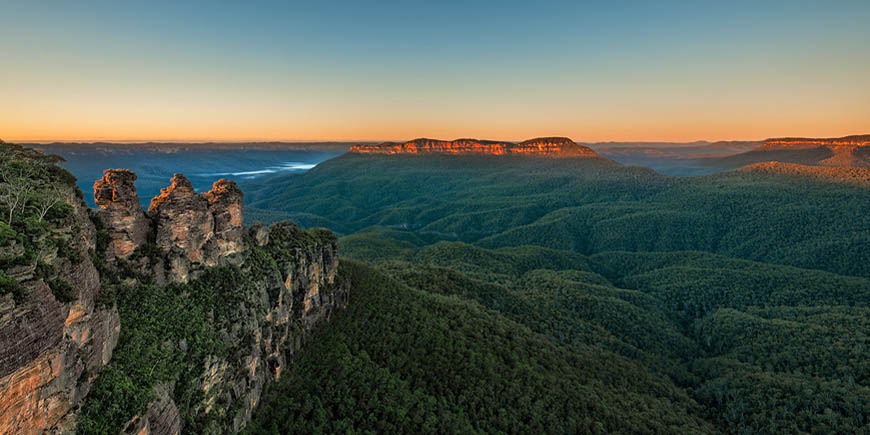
xmin=240 ymin=153 xmax=870 ymax=434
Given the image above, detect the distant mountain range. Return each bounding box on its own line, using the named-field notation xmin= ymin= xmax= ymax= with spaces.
xmin=350 ymin=137 xmax=599 ymax=157
xmin=706 ymin=134 xmax=870 ymax=170
xmin=21 ymin=141 xmax=358 ymax=152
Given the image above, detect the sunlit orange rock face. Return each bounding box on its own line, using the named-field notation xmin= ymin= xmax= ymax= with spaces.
xmin=94 ymin=169 xmax=150 ymax=260
xmin=760 ymin=135 xmax=870 ymax=150
xmin=350 ymin=137 xmax=599 ymax=157
xmin=149 ymin=175 xmax=246 ymax=283
xmin=756 ymin=135 xmax=870 ymax=168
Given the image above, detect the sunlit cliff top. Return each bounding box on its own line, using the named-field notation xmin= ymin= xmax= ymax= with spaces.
xmin=349 ymin=137 xmax=599 ymax=157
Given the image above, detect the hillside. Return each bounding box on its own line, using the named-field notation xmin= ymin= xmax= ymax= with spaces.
xmin=243 ymin=152 xmax=870 ymax=278
xmin=237 ymin=150 xmax=870 ymax=433
xmin=706 ymin=134 xmax=870 ymax=170
xmin=740 ymin=161 xmax=870 ymax=186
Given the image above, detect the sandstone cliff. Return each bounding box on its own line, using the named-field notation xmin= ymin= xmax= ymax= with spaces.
xmin=758 ymin=135 xmax=870 ymax=150
xmin=93 ymin=173 xmax=345 ymax=435
xmin=94 ymin=169 xmax=150 ymax=261
xmin=350 ymin=137 xmax=599 ymax=157
xmin=0 ymin=145 xmax=120 ymax=434
xmin=1 ymin=145 xmax=350 ymax=435
xmin=119 ymin=221 xmax=347 ymax=435
xmin=755 ymin=135 xmax=870 ymax=168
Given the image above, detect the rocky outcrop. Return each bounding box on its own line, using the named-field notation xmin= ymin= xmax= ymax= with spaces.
xmin=514 ymin=137 xmax=599 ymax=157
xmin=753 ymin=135 xmax=870 ymax=168
xmin=2 ymin=154 xmax=348 ymax=434
xmin=93 ymin=169 xmax=150 ymax=260
xmin=122 ymin=384 xmax=181 ymax=435
xmin=0 ymin=170 xmax=120 ymax=434
xmin=759 ymin=135 xmax=870 ymax=150
xmin=126 ymin=221 xmax=348 ymax=435
xmin=204 ymin=179 xmax=246 ymax=259
xmin=91 ymin=171 xmax=345 ymax=434
xmin=147 ymin=175 xmax=245 ymax=283
xmin=149 ymin=174 xmax=215 ymax=282
xmin=350 ymin=137 xmax=599 ymax=157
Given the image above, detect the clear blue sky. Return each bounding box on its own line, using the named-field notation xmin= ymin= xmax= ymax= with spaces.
xmin=1 ymin=0 xmax=868 ymax=142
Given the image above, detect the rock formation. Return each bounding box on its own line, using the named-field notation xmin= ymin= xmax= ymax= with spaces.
xmin=204 ymin=179 xmax=246 ymax=259
xmin=2 ymin=153 xmax=350 ymax=434
xmin=148 ymin=175 xmax=245 ymax=283
xmin=758 ymin=135 xmax=870 ymax=150
xmin=123 ymin=221 xmax=347 ymax=435
xmin=0 ymin=172 xmax=120 ymax=434
xmin=513 ymin=137 xmax=599 ymax=157
xmin=755 ymin=135 xmax=870 ymax=168
xmin=350 ymin=137 xmax=599 ymax=157
xmin=93 ymin=169 xmax=150 ymax=260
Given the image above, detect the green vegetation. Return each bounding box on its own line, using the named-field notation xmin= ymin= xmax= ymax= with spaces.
xmin=76 ymin=223 xmax=340 ymax=434
xmin=0 ymin=142 xmax=79 ymax=303
xmin=243 ymin=154 xmax=870 ymax=278
xmin=10 ymin=142 xmax=865 ymax=434
xmin=242 ymin=154 xmax=870 ymax=434
xmin=246 ymin=261 xmax=715 ymax=435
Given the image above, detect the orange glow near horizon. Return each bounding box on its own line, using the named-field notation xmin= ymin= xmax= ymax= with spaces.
xmin=3 ymin=114 xmax=869 ymax=144
xmin=2 ymin=2 xmax=868 ymax=145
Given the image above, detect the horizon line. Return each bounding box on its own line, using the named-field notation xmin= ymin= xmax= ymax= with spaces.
xmin=5 ymin=133 xmax=869 ymax=145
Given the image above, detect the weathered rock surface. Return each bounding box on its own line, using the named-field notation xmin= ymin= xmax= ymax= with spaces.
xmin=148 ymin=175 xmax=246 ymax=283
xmin=2 ymin=161 xmax=347 ymax=434
xmin=754 ymin=135 xmax=870 ymax=168
xmin=759 ymin=135 xmax=870 ymax=150
xmin=128 ymin=221 xmax=348 ymax=435
xmin=148 ymin=174 xmax=214 ymax=282
xmin=0 ymin=181 xmax=120 ymax=434
xmin=350 ymin=136 xmax=599 ymax=157
xmin=204 ymin=179 xmax=246 ymax=259
xmin=93 ymin=169 xmax=150 ymax=260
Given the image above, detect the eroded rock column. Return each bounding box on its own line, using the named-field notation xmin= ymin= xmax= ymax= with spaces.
xmin=93 ymin=169 xmax=150 ymax=260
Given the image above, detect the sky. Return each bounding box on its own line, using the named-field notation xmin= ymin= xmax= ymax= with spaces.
xmin=1 ymin=0 xmax=869 ymax=143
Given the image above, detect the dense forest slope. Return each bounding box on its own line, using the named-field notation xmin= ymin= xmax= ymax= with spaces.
xmin=241 ymin=149 xmax=870 ymax=434
xmin=243 ymin=152 xmax=870 ymax=278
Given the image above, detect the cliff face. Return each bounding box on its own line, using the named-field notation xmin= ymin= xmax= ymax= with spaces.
xmin=123 ymin=222 xmax=347 ymax=435
xmin=96 ymin=173 xmax=346 ymax=434
xmin=741 ymin=135 xmax=870 ymax=169
xmin=143 ymin=174 xmax=247 ymax=283
xmin=94 ymin=169 xmax=150 ymax=260
xmin=350 ymin=137 xmax=599 ymax=157
xmin=759 ymin=135 xmax=870 ymax=150
xmin=1 ymin=147 xmax=349 ymax=435
xmin=0 ymin=148 xmax=120 ymax=434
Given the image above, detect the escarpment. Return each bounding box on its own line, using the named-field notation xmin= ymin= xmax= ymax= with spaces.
xmin=350 ymin=136 xmax=599 ymax=157
xmin=755 ymin=135 xmax=870 ymax=168
xmin=759 ymin=135 xmax=870 ymax=150
xmin=0 ymin=146 xmax=120 ymax=434
xmin=94 ymin=169 xmax=150 ymax=260
xmin=1 ymin=147 xmax=349 ymax=434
